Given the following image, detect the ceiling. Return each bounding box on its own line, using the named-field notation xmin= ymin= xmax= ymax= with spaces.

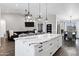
xmin=0 ymin=3 xmax=79 ymax=20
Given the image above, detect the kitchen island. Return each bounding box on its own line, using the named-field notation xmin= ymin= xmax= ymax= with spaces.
xmin=14 ymin=34 xmax=62 ymax=56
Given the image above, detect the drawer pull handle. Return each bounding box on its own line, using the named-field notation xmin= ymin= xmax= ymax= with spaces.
xmin=50 ymin=43 xmax=52 ymax=46
xmin=40 ymin=43 xmax=43 ymax=44
xmin=40 ymin=41 xmax=48 ymax=44
xmin=39 ymin=49 xmax=43 ymax=52
xmin=29 ymin=43 xmax=40 ymax=46
xmin=57 ymin=45 xmax=59 ymax=47
xmin=38 ymin=46 xmax=43 ymax=48
xmin=57 ymin=39 xmax=59 ymax=41
xmin=43 ymin=41 xmax=48 ymax=43
xmin=50 ymin=52 xmax=52 ymax=54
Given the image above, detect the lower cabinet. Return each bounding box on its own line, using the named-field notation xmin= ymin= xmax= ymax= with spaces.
xmin=34 ymin=36 xmax=62 ymax=56
xmin=15 ymin=36 xmax=62 ymax=56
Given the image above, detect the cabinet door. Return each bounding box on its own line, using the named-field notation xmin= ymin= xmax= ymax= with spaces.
xmin=54 ymin=37 xmax=62 ymax=53
xmin=58 ymin=37 xmax=62 ymax=47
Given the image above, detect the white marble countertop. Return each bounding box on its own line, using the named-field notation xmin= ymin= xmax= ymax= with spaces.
xmin=14 ymin=34 xmax=61 ymax=44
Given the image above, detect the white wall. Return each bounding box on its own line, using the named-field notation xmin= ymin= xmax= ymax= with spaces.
xmin=47 ymin=14 xmax=56 ymax=34
xmin=2 ymin=13 xmax=56 ymax=34
xmin=2 ymin=13 xmax=36 ymax=31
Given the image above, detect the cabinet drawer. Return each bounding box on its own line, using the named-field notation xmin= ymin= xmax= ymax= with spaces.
xmin=45 ymin=45 xmax=57 ymax=56
xmin=35 ymin=42 xmax=49 ymax=54
xmin=35 ymin=39 xmax=55 ymax=51
xmin=34 ymin=37 xmax=62 ymax=56
xmin=35 ymin=40 xmax=55 ymax=55
xmin=35 ymin=48 xmax=47 ymax=56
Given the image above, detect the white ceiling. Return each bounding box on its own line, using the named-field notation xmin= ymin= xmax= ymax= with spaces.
xmin=0 ymin=3 xmax=79 ymax=20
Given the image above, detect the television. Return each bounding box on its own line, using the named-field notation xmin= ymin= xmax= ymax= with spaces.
xmin=25 ymin=22 xmax=34 ymax=27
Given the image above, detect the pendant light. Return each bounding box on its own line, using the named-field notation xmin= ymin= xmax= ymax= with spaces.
xmin=37 ymin=3 xmax=43 ymax=21
xmin=45 ymin=3 xmax=48 ymax=23
xmin=70 ymin=16 xmax=72 ymax=26
xmin=25 ymin=3 xmax=32 ymax=22
xmin=70 ymin=16 xmax=72 ymax=23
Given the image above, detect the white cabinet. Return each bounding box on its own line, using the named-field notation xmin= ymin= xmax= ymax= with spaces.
xmin=34 ymin=36 xmax=62 ymax=56
xmin=15 ymin=34 xmax=62 ymax=56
